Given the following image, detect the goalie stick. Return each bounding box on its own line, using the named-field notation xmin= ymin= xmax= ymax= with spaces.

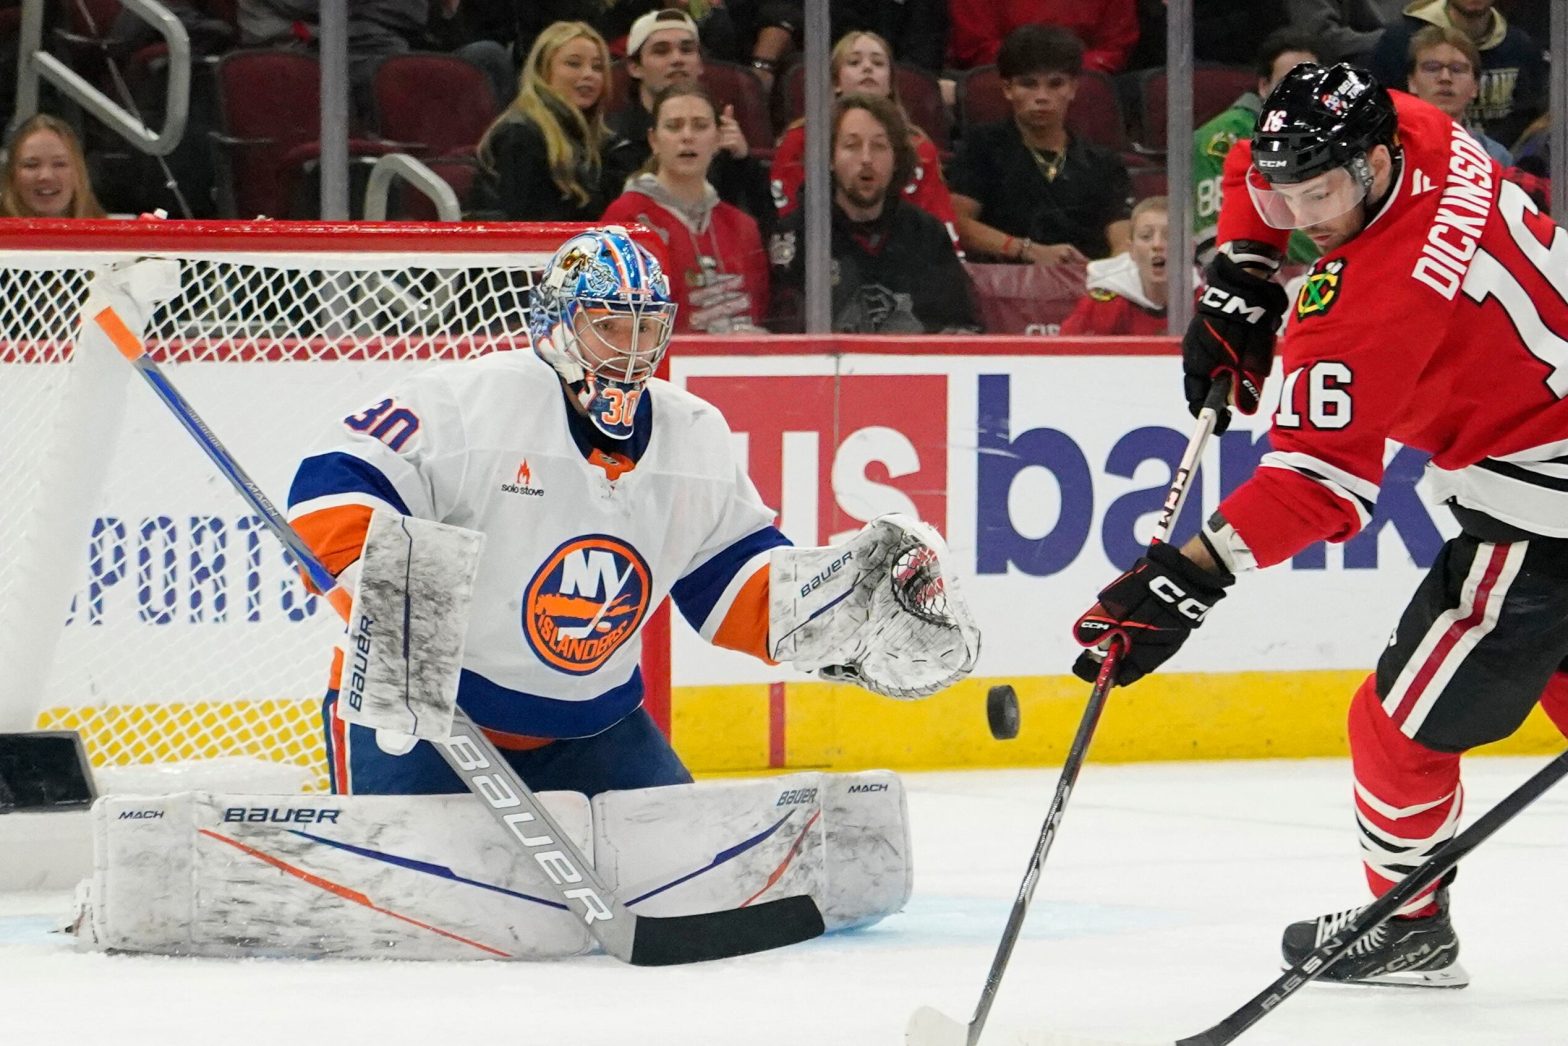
xmin=914 ymin=748 xmax=1568 ymax=1046
xmin=90 ymin=301 xmax=825 ymax=966
xmin=907 ymin=378 xmax=1230 ymax=1046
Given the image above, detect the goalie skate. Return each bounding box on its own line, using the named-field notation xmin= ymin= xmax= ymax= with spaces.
xmin=1281 ymin=887 xmax=1468 ymax=988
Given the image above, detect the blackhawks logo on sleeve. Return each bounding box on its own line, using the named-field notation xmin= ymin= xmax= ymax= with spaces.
xmin=1296 ymin=259 xmax=1345 ymax=320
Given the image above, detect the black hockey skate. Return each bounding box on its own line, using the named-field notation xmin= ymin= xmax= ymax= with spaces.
xmin=1280 ymin=888 xmax=1468 ymax=988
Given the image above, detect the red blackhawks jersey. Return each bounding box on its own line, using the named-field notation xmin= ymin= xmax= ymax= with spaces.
xmin=1213 ymin=91 xmax=1568 ymax=569
xmin=1059 ymin=253 xmax=1168 ymax=335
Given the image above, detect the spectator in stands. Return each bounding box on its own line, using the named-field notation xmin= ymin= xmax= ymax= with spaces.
xmin=832 ymin=0 xmax=949 ymax=74
xmin=1512 ymin=111 xmax=1550 ymax=174
xmin=1405 ymin=25 xmax=1512 ymax=163
xmin=721 ymin=0 xmax=801 ymax=96
xmin=237 ymin=1 xmax=515 ymax=125
xmin=510 ymin=2 xmax=615 ymax=63
xmin=1192 ymin=29 xmax=1320 ymax=267
xmin=1282 ymin=0 xmax=1389 ymax=64
xmin=1494 ymin=0 xmax=1546 ymax=45
xmin=1059 ymin=197 xmax=1169 ymax=335
xmin=1368 ymin=0 xmax=1544 ymax=146
xmin=602 ymin=84 xmax=769 ymax=333
xmin=720 ymin=0 xmax=949 ymax=85
xmin=769 ymin=94 xmax=976 ymax=334
xmin=1129 ymin=0 xmax=1289 ymax=71
xmin=607 ymin=8 xmax=774 ymax=224
xmin=948 ymin=25 xmax=1133 ymax=264
xmin=771 ymin=30 xmax=959 ymax=248
xmin=475 ymin=21 xmax=630 ymax=221
xmin=599 ymin=1 xmax=742 ymax=62
xmin=947 ymin=0 xmax=1138 ymax=74
xmin=1 ymin=115 xmax=107 ymax=219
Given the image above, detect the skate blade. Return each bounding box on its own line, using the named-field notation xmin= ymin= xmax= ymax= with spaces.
xmin=1291 ymin=961 xmax=1470 ymax=990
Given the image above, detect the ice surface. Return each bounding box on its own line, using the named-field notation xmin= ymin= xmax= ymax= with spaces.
xmin=5 ymin=757 xmax=1565 ymax=1045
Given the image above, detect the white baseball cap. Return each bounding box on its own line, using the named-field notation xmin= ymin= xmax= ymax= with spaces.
xmin=626 ymin=9 xmax=699 ymax=59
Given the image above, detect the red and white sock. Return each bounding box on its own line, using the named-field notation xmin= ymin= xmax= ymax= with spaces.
xmin=1348 ymin=675 xmax=1462 ymax=918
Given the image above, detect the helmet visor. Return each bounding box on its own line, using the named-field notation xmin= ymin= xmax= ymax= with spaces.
xmin=569 ymin=299 xmax=677 ymax=384
xmin=1245 ymin=164 xmax=1368 ymax=230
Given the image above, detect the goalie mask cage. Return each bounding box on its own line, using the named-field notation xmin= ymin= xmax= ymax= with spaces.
xmin=0 ymin=219 xmax=668 ymax=793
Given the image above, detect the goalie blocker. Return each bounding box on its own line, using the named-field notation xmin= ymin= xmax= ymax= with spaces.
xmin=79 ymin=771 xmax=911 ymax=959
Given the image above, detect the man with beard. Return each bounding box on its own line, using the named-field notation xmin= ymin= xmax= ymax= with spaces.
xmin=767 ymin=93 xmax=976 ymax=334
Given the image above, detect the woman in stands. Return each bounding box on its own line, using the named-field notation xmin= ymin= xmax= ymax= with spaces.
xmin=602 ymin=83 xmax=769 ymax=333
xmin=1059 ymin=196 xmax=1169 ymax=335
xmin=0 ymin=115 xmax=106 ymax=219
xmin=475 ymin=21 xmax=632 ymax=221
xmin=769 ymin=30 xmax=959 ymax=248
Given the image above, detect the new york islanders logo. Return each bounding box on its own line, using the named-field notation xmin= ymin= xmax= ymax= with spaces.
xmin=523 ymin=535 xmax=651 ymax=674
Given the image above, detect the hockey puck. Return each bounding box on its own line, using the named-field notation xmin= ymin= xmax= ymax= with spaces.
xmin=987 ymin=684 xmax=1021 ymax=740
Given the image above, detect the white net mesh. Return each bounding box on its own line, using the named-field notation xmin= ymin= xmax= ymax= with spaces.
xmin=0 ymin=220 xmax=582 ymax=792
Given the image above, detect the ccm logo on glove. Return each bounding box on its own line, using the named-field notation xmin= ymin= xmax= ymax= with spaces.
xmin=1148 ymin=576 xmax=1214 ymax=622
xmin=1196 ymin=285 xmax=1271 ymax=325
xmin=1070 ymin=542 xmax=1233 ymax=687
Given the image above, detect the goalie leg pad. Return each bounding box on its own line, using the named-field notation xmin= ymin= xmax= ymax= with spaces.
xmin=769 ymin=515 xmax=981 ymax=699
xmin=591 ymin=771 xmax=912 ymax=932
xmin=85 ymin=791 xmax=592 ymax=959
xmin=340 ymin=509 xmax=485 ymax=742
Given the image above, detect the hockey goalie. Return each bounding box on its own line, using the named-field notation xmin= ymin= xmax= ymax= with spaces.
xmin=83 ymin=227 xmax=980 ymax=961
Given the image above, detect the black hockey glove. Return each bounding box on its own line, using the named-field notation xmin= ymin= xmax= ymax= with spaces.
xmin=1182 ymin=254 xmax=1288 ymax=434
xmin=1071 ymin=541 xmax=1233 ymax=687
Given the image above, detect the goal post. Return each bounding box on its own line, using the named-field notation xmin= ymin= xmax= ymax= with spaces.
xmin=0 ymin=218 xmax=670 ymax=792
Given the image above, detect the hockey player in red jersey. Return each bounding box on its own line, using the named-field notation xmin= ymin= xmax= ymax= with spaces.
xmin=1073 ymin=63 xmax=1568 ymax=987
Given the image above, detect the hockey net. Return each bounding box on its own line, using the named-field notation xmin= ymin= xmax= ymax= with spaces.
xmin=0 ymin=219 xmax=635 ymax=793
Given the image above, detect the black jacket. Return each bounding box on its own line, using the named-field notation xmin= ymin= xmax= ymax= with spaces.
xmin=473 ymin=116 xmax=636 ymax=221
xmin=768 ymin=196 xmax=978 ymax=334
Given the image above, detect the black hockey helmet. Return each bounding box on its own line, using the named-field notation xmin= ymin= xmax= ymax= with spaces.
xmin=1251 ymin=63 xmax=1397 ymax=185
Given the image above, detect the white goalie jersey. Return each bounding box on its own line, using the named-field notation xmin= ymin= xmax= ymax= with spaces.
xmin=287 ymin=348 xmax=788 ymax=740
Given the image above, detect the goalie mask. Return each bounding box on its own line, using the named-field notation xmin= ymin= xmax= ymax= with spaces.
xmin=529 ymin=227 xmax=677 ymax=440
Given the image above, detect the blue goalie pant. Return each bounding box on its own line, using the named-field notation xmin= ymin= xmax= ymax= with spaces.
xmin=322 ymin=692 xmax=693 ymax=797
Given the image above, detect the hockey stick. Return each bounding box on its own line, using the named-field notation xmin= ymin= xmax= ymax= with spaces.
xmin=90 ymin=302 xmax=825 ymax=966
xmin=908 ymin=379 xmax=1231 ymax=1046
xmin=948 ymin=748 xmax=1568 ymax=1046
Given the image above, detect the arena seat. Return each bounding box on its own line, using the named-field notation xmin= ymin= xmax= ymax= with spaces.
xmin=964 ymin=260 xmax=1088 ymax=335
xmin=212 ymin=49 xmax=395 ymax=219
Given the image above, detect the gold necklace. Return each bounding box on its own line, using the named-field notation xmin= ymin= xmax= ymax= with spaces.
xmin=1026 ymin=143 xmax=1064 ymax=182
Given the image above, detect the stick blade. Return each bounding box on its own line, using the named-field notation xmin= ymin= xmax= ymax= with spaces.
xmin=627 ymin=894 xmax=825 ymax=966
xmin=906 ymin=1006 xmax=972 ymax=1046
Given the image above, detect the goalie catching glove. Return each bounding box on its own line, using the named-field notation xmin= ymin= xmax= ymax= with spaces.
xmin=769 ymin=516 xmax=980 ymax=699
